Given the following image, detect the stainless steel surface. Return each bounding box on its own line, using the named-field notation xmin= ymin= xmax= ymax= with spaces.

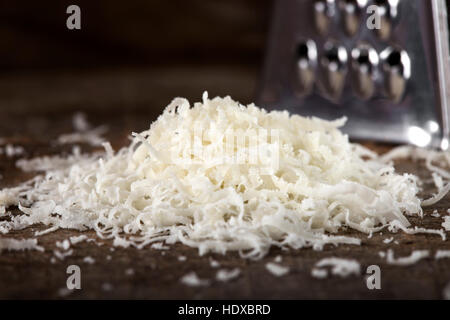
xmin=340 ymin=0 xmax=369 ymax=36
xmin=258 ymin=0 xmax=450 ymax=149
xmin=350 ymin=42 xmax=378 ymax=100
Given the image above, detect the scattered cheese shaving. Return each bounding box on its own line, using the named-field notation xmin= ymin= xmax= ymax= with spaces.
xmin=54 ymin=249 xmax=73 ymax=260
xmin=180 ymin=272 xmax=210 ymax=287
xmin=0 ymin=144 xmax=25 ymax=158
xmin=435 ymin=250 xmax=450 ymax=259
xmin=102 ymin=283 xmax=113 ymax=291
xmin=431 ymin=210 xmax=440 ymax=217
xmin=0 ymin=238 xmax=44 ymax=253
xmin=385 ymin=249 xmax=429 ymax=266
xmin=311 ymin=268 xmax=328 ymax=279
xmin=265 ymin=262 xmax=289 ymax=276
xmin=274 ymin=255 xmax=282 ymax=263
xmin=125 ymin=268 xmax=135 ymax=276
xmin=70 ymin=235 xmax=88 ymax=245
xmin=0 ymin=93 xmax=449 ymax=259
xmin=83 ymin=256 xmax=95 ymax=264
xmin=151 ymin=242 xmax=169 ymax=250
xmin=444 ymin=282 xmax=450 ymax=300
xmin=210 ymin=259 xmax=220 ymax=268
xmin=443 ymin=216 xmax=450 ymax=231
xmin=313 ymin=257 xmax=360 ymax=278
xmin=56 ymin=239 xmax=71 ymax=251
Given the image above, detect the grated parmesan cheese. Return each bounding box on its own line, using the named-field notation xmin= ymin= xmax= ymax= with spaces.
xmin=443 ymin=216 xmax=450 ymax=231
xmin=313 ymin=257 xmax=360 ymax=278
xmin=125 ymin=268 xmax=135 ymax=276
xmin=431 ymin=210 xmax=440 ymax=218
xmin=216 ymin=268 xmax=241 ymax=282
xmin=54 ymin=249 xmax=73 ymax=260
xmin=0 ymin=144 xmax=25 ymax=158
xmin=56 ymin=239 xmax=71 ymax=251
xmin=385 ymin=249 xmax=429 ymax=266
xmin=57 ymin=113 xmax=107 ymax=147
xmin=0 ymin=93 xmax=449 ymax=259
xmin=383 ymin=237 xmax=394 ymax=244
xmin=444 ymin=282 xmax=450 ymax=300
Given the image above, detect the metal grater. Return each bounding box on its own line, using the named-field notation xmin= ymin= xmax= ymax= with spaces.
xmin=257 ymin=0 xmax=450 ymax=149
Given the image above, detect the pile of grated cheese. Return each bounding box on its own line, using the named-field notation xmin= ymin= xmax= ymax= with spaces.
xmin=0 ymin=92 xmax=447 ymax=259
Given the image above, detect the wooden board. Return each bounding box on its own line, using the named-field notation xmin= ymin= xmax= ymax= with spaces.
xmin=0 ymin=68 xmax=450 ymax=300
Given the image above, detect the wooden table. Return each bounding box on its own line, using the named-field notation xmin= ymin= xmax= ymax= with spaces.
xmin=0 ymin=67 xmax=449 ymax=299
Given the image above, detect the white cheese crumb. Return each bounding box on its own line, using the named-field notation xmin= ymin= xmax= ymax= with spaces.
xmin=57 ymin=114 xmax=108 ymax=147
xmin=0 ymin=144 xmax=25 ymax=158
xmin=58 ymin=287 xmax=74 ymax=297
xmin=435 ymin=250 xmax=450 ymax=259
xmin=313 ymin=257 xmax=360 ymax=278
xmin=383 ymin=237 xmax=394 ymax=244
xmin=56 ymin=239 xmax=71 ymax=251
xmin=180 ymin=272 xmax=210 ymax=287
xmin=274 ymin=255 xmax=282 ymax=263
xmin=216 ymin=268 xmax=241 ymax=282
xmin=210 ymin=259 xmax=220 ymax=268
xmin=431 ymin=210 xmax=440 ymax=218
xmin=2 ymin=93 xmax=450 ymax=260
xmin=106 ymin=255 xmax=112 ymax=261
xmin=54 ymin=249 xmax=73 ymax=260
xmin=178 ymin=255 xmax=187 ymax=262
xmin=265 ymin=262 xmax=289 ymax=277
xmin=70 ymin=235 xmax=88 ymax=245
xmin=34 ymin=226 xmax=58 ymax=237
xmin=311 ymin=268 xmax=328 ymax=279
xmin=379 ymin=251 xmax=386 ymax=258
xmin=151 ymin=242 xmax=169 ymax=250
xmin=444 ymin=282 xmax=450 ymax=300
xmin=0 ymin=238 xmax=44 ymax=253
xmin=385 ymin=249 xmax=429 ymax=266
xmin=83 ymin=256 xmax=95 ymax=264
xmin=72 ymin=112 xmax=91 ymax=132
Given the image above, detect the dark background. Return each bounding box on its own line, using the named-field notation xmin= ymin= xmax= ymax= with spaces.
xmin=0 ymin=1 xmax=271 ymax=117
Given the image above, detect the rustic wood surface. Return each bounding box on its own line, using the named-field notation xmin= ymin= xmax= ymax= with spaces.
xmin=0 ymin=68 xmax=450 ymax=300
